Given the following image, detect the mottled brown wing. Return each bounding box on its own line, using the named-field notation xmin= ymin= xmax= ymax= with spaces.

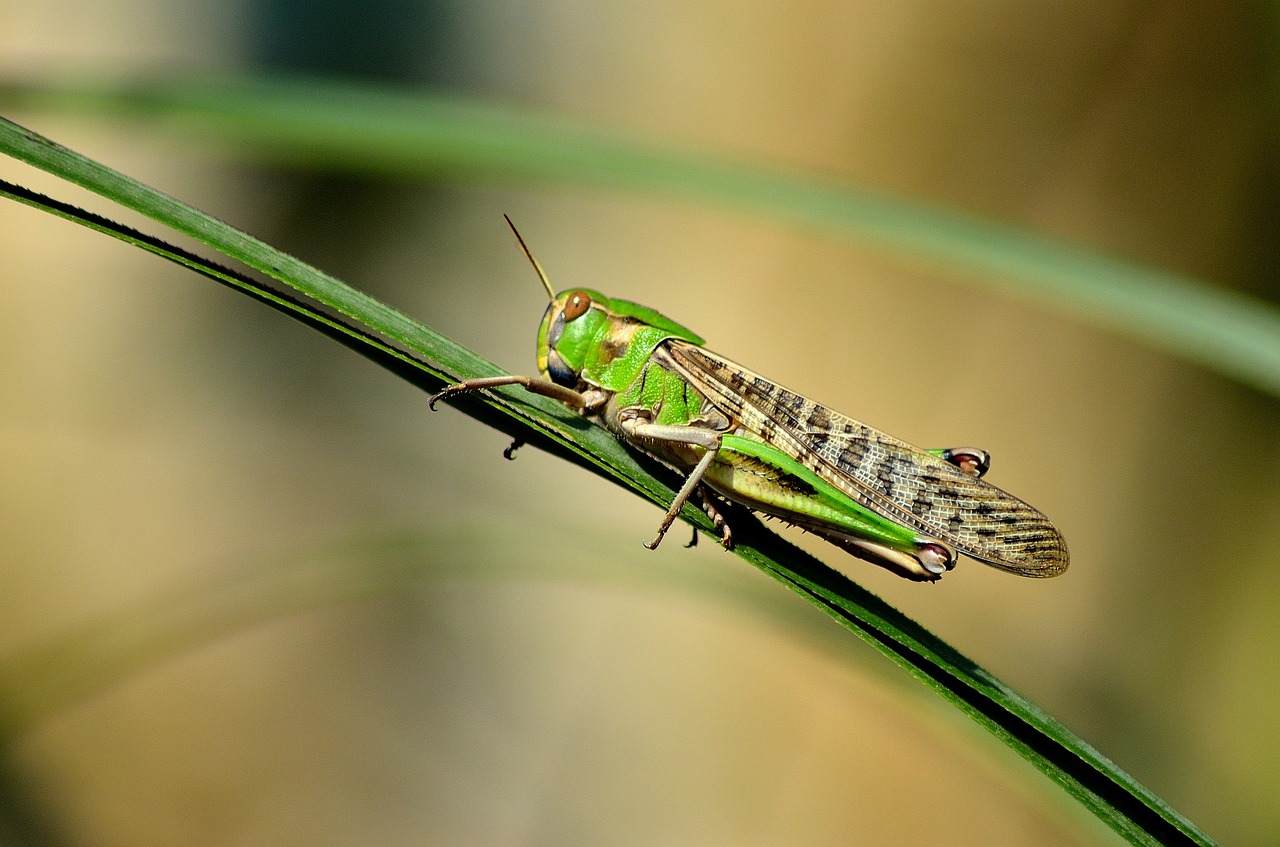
xmin=662 ymin=340 xmax=1068 ymax=576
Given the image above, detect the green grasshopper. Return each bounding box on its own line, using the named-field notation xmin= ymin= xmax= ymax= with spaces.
xmin=430 ymin=221 xmax=1068 ymax=581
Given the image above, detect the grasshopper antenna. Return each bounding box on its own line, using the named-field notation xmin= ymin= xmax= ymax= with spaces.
xmin=504 ymin=214 xmax=555 ymax=301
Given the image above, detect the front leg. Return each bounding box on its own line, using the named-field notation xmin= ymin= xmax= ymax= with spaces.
xmin=429 ymin=375 xmax=606 ymax=412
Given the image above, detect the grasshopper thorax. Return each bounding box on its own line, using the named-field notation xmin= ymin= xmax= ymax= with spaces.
xmin=536 ymin=287 xmax=705 ymax=391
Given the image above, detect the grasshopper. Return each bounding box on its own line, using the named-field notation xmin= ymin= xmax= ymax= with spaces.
xmin=430 ymin=220 xmax=1068 ymax=581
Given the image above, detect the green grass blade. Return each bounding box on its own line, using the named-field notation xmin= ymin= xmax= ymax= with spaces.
xmin=4 ymin=74 xmax=1280 ymax=398
xmin=0 ymin=116 xmax=1217 ymax=847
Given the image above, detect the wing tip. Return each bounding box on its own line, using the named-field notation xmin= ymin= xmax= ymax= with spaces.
xmin=975 ymin=557 xmax=1069 ymax=578
xmin=976 ymin=539 xmax=1070 ymax=578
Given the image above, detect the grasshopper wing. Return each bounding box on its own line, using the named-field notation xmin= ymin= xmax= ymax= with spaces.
xmin=662 ymin=340 xmax=1068 ymax=576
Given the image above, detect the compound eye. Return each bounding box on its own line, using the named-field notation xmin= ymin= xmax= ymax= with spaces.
xmin=562 ymin=290 xmax=592 ymax=321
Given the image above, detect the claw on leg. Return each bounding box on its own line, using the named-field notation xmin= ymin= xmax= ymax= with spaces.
xmin=681 ymin=492 xmax=733 ymax=549
xmin=697 ymin=490 xmax=733 ymax=548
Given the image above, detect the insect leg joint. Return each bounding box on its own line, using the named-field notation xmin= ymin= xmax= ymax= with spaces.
xmin=621 ymin=420 xmax=724 ymax=550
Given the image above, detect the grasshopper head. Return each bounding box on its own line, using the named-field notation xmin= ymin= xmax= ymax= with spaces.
xmin=536 ymin=288 xmax=610 ymax=388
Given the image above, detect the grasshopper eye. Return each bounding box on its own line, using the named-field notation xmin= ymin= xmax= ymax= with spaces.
xmin=562 ymin=290 xmax=592 ymax=321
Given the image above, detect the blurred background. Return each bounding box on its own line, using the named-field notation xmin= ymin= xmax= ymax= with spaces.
xmin=0 ymin=1 xmax=1277 ymax=844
